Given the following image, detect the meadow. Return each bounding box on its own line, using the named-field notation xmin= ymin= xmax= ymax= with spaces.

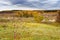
xmin=0 ymin=18 xmax=60 ymax=40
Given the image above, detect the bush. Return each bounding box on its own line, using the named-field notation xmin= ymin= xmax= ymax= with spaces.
xmin=34 ymin=16 xmax=44 ymax=23
xmin=32 ymin=12 xmax=44 ymax=23
xmin=0 ymin=19 xmax=10 ymax=22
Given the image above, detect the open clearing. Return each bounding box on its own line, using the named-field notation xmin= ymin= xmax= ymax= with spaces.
xmin=0 ymin=21 xmax=60 ymax=40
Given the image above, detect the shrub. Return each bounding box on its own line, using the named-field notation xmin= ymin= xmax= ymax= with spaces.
xmin=0 ymin=19 xmax=10 ymax=22
xmin=32 ymin=12 xmax=44 ymax=23
xmin=34 ymin=16 xmax=44 ymax=23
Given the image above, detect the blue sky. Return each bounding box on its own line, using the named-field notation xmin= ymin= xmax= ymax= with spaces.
xmin=0 ymin=0 xmax=60 ymax=11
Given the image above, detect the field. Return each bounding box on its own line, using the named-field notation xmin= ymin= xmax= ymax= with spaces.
xmin=0 ymin=19 xmax=60 ymax=40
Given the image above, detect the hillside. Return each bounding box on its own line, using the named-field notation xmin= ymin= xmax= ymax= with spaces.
xmin=0 ymin=10 xmax=60 ymax=23
xmin=0 ymin=21 xmax=60 ymax=40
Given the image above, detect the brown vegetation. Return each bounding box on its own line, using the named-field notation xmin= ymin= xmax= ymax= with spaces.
xmin=0 ymin=10 xmax=60 ymax=23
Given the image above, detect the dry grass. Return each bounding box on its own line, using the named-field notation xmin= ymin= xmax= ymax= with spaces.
xmin=0 ymin=21 xmax=60 ymax=40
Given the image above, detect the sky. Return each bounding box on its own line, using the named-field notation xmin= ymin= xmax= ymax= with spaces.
xmin=0 ymin=0 xmax=60 ymax=11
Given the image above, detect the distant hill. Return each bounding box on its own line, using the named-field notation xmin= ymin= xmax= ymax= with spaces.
xmin=0 ymin=10 xmax=60 ymax=22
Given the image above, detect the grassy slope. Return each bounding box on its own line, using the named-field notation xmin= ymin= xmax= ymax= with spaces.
xmin=0 ymin=22 xmax=60 ymax=40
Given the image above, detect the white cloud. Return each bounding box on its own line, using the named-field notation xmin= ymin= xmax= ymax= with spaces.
xmin=38 ymin=0 xmax=59 ymax=9
xmin=41 ymin=0 xmax=59 ymax=4
xmin=0 ymin=5 xmax=40 ymax=11
xmin=27 ymin=0 xmax=59 ymax=4
xmin=0 ymin=0 xmax=12 ymax=5
xmin=0 ymin=0 xmax=40 ymax=11
xmin=0 ymin=0 xmax=60 ymax=11
xmin=27 ymin=0 xmax=39 ymax=2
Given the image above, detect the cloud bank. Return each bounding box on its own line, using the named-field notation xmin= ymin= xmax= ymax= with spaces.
xmin=0 ymin=0 xmax=60 ymax=11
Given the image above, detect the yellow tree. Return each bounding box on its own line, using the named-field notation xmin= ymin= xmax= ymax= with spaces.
xmin=32 ymin=11 xmax=44 ymax=23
